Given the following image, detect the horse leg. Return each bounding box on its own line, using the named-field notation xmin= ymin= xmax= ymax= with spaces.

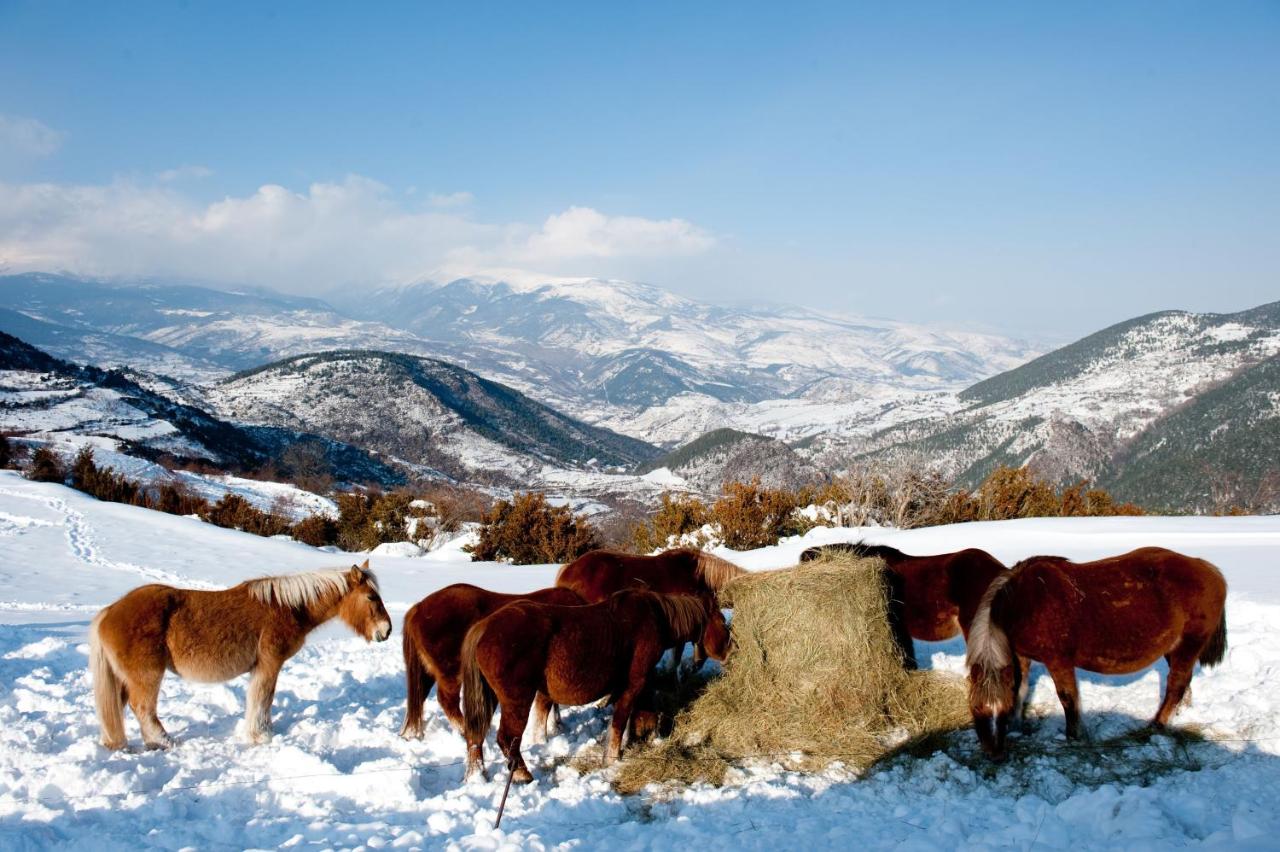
xmin=1014 ymin=656 xmax=1033 ymax=727
xmin=1045 ymin=662 xmax=1082 ymax=740
xmin=1154 ymin=645 xmax=1199 ymax=728
xmin=496 ymin=694 xmax=534 ymax=783
xmin=124 ymin=665 xmax=173 ymax=750
xmin=244 ymin=660 xmax=282 ymax=744
xmin=435 ymin=677 xmax=464 ymax=733
xmin=529 ymin=692 xmax=554 ymax=745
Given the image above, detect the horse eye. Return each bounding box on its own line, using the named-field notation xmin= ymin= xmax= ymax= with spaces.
xmin=367 ymin=594 xmax=378 ymax=602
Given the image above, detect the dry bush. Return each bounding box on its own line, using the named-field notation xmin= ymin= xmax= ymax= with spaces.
xmin=69 ymin=448 xmax=150 ymax=507
xmin=152 ymin=482 xmax=210 ymax=517
xmin=0 ymin=434 xmax=12 ymax=469
xmin=614 ymin=553 xmax=969 ymax=793
xmin=291 ymin=513 xmax=340 ymax=547
xmin=631 ymin=492 xmax=712 ymax=552
xmin=332 ymin=489 xmax=419 ymax=550
xmin=25 ymin=446 xmax=65 ymax=483
xmin=415 ymin=483 xmax=490 ymax=533
xmin=468 ymin=491 xmax=598 ymax=564
xmin=202 ymin=494 xmax=291 ymax=537
xmin=711 ymin=479 xmax=811 ymax=550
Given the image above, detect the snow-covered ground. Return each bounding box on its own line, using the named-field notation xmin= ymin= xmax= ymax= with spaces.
xmin=1 ymin=471 xmax=1278 ymax=848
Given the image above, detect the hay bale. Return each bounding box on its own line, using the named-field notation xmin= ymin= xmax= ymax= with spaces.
xmin=615 ymin=553 xmax=969 ymax=793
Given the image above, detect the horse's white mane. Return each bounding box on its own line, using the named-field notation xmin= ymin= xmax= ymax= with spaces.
xmin=966 ymin=571 xmax=1013 ymax=675
xmin=695 ymin=550 xmax=746 ymax=590
xmin=247 ymin=566 xmax=378 ymax=609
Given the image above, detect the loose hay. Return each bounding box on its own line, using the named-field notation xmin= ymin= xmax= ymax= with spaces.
xmin=615 ymin=554 xmax=970 ymax=793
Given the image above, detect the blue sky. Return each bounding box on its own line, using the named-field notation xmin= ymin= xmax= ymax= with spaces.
xmin=1 ymin=1 xmax=1277 ymax=338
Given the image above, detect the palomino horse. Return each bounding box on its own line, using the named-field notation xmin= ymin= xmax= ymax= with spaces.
xmin=800 ymin=542 xmax=1007 ymax=642
xmin=556 ymin=547 xmax=744 ymax=670
xmin=966 ymin=547 xmax=1227 ymax=760
xmin=399 ymin=583 xmax=584 ymax=739
xmin=90 ymin=561 xmax=391 ymax=750
xmin=461 ymin=589 xmax=730 ymax=782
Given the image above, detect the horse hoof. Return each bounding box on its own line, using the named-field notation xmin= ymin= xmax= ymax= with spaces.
xmin=145 ymin=735 xmax=175 ymax=750
xmin=399 ymin=725 xmax=423 ymax=741
xmin=513 ymin=767 xmax=534 ymax=784
xmin=101 ymin=738 xmax=127 ymax=751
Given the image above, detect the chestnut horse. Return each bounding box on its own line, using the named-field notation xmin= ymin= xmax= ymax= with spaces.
xmin=556 ymin=547 xmax=744 ymax=669
xmin=461 ymin=589 xmax=730 ymax=782
xmin=800 ymin=542 xmax=1007 ymax=644
xmin=966 ymin=547 xmax=1227 ymax=760
xmin=399 ymin=583 xmax=584 ymax=739
xmin=90 ymin=561 xmax=391 ymax=750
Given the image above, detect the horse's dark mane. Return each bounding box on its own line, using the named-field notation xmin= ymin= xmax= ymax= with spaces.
xmin=805 ymin=541 xmax=910 ymax=562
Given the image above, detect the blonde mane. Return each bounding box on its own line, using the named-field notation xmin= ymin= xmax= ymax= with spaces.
xmin=247 ymin=566 xmax=378 ymax=610
xmin=695 ymin=550 xmax=746 ymax=590
xmin=651 ymin=593 xmax=709 ymax=641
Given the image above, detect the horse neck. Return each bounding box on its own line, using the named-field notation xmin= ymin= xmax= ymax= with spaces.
xmin=294 ymin=587 xmax=348 ymax=634
xmin=951 ymin=557 xmax=1008 ymax=630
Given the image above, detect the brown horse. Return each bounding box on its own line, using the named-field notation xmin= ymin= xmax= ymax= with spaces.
xmin=461 ymin=589 xmax=730 ymax=782
xmin=800 ymin=542 xmax=1007 ymax=644
xmin=556 ymin=547 xmax=744 ymax=670
xmin=90 ymin=561 xmax=391 ymax=751
xmin=399 ymin=583 xmax=584 ymax=739
xmin=966 ymin=547 xmax=1228 ymax=760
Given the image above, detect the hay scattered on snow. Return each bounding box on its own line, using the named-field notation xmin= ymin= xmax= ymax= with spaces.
xmin=615 ymin=553 xmax=970 ymax=793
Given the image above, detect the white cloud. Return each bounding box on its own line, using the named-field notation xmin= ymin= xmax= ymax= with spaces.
xmin=0 ymin=114 xmax=65 ymax=163
xmin=518 ymin=206 xmax=714 ymax=261
xmin=427 ymin=190 xmax=473 ymax=208
xmin=0 ymin=175 xmax=715 ymax=292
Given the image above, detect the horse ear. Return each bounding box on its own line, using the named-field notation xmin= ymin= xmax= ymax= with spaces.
xmin=347 ymin=565 xmax=364 ymax=583
xmin=360 ymin=558 xmax=370 ymax=570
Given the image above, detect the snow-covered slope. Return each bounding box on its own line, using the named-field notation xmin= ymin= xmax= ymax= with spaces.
xmin=206 ymin=349 xmax=661 ymax=483
xmin=1 ymin=473 xmax=1278 ymax=848
xmin=846 ymin=302 xmax=1280 ymax=509
xmin=0 ymin=332 xmax=402 ymax=486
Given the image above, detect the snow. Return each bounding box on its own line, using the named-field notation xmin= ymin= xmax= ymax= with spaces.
xmin=1 ymin=470 xmax=1279 ymax=848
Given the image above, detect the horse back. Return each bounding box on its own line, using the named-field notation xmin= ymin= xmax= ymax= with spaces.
xmin=556 ymin=548 xmax=702 ymax=603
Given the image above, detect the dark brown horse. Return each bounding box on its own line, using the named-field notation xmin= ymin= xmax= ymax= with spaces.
xmin=91 ymin=561 xmax=391 ymax=750
xmin=556 ymin=547 xmax=746 ymax=602
xmin=801 ymin=542 xmax=1007 ymax=641
xmin=461 ymin=589 xmax=731 ymax=782
xmin=966 ymin=547 xmax=1228 ymax=760
xmin=556 ymin=547 xmax=744 ymax=671
xmin=399 ymin=583 xmax=583 ymax=739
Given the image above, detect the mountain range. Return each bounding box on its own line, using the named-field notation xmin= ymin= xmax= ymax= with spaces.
xmin=1 ymin=271 xmax=1276 ymax=511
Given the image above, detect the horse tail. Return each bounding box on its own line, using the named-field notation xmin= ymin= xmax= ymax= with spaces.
xmin=399 ymin=606 xmax=435 ymax=739
xmin=89 ymin=609 xmax=127 ymax=750
xmin=965 ymin=572 xmax=1015 ymax=710
xmin=1199 ymin=608 xmax=1228 ymax=668
xmin=460 ymin=621 xmax=496 ymax=748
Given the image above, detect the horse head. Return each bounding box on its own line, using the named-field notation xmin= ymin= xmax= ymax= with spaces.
xmin=337 ymin=560 xmax=392 ymax=643
xmin=697 ymin=604 xmax=731 ymax=663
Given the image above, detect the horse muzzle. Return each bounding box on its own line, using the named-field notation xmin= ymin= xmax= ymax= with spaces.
xmin=373 ymin=623 xmax=392 ymax=642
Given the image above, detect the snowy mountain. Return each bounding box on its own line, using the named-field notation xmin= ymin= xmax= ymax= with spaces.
xmin=0 ymin=332 xmax=402 ymax=486
xmin=346 ymin=275 xmax=1040 ymax=412
xmin=0 ymin=273 xmax=1039 ymax=431
xmin=205 ymin=349 xmax=661 ymax=484
xmin=844 ymin=301 xmax=1280 ymax=510
xmin=636 ymin=427 xmax=823 ymax=493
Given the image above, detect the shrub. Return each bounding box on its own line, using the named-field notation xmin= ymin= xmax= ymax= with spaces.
xmin=632 ymin=492 xmax=711 ymax=552
xmin=469 ymin=492 xmax=598 ymax=564
xmin=69 ymin=447 xmax=150 ymax=507
xmin=711 ymin=479 xmax=811 ymax=550
xmin=153 ymin=482 xmax=210 ymax=516
xmin=333 ymin=490 xmax=417 ymax=551
xmin=203 ymin=493 xmax=291 ymax=537
xmin=292 ymin=513 xmax=340 ymax=547
xmin=26 ymin=446 xmax=65 ymax=483
xmin=0 ymin=434 xmax=12 ymax=469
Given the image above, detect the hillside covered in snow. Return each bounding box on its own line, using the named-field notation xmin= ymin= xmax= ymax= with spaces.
xmin=0 ymin=472 xmax=1277 ymax=848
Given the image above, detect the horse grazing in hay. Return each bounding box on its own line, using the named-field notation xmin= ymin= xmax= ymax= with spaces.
xmin=801 ymin=542 xmax=1008 ymax=669
xmin=966 ymin=547 xmax=1227 ymax=760
xmin=556 ymin=547 xmax=744 ymax=670
xmin=90 ymin=561 xmax=391 ymax=750
xmin=399 ymin=583 xmax=584 ymax=739
xmin=461 ymin=589 xmax=730 ymax=782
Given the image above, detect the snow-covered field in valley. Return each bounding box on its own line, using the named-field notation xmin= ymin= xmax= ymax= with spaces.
xmin=1 ymin=470 xmax=1279 ymax=849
